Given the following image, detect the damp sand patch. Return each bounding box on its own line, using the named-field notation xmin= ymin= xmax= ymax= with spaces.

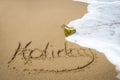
xmin=7 ymin=41 xmax=96 ymax=73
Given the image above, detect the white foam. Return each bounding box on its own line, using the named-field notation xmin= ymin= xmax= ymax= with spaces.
xmin=67 ymin=0 xmax=120 ymax=79
xmin=73 ymin=0 xmax=120 ymax=3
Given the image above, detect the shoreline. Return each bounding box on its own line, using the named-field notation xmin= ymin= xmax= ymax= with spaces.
xmin=0 ymin=0 xmax=118 ymax=80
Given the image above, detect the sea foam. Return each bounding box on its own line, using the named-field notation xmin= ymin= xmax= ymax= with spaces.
xmin=67 ymin=0 xmax=120 ymax=79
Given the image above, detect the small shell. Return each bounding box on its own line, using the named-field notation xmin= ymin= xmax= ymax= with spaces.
xmin=64 ymin=25 xmax=76 ymax=37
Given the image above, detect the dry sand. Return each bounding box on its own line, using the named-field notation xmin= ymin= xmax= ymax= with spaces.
xmin=0 ymin=0 xmax=118 ymax=80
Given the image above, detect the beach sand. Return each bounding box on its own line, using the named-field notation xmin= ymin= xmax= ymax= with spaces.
xmin=0 ymin=0 xmax=118 ymax=80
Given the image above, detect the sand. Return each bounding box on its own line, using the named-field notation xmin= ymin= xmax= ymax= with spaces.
xmin=0 ymin=0 xmax=118 ymax=80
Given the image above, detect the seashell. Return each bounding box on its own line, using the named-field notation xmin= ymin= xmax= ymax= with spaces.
xmin=63 ymin=25 xmax=76 ymax=37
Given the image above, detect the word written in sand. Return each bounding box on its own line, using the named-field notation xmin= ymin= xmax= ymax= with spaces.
xmin=8 ymin=41 xmax=95 ymax=72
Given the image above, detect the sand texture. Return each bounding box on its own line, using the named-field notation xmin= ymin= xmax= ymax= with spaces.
xmin=0 ymin=0 xmax=118 ymax=80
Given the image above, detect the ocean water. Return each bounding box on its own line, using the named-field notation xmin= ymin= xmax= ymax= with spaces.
xmin=66 ymin=0 xmax=120 ymax=79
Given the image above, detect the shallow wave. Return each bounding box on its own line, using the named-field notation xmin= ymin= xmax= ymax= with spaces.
xmin=67 ymin=0 xmax=120 ymax=79
xmin=73 ymin=0 xmax=120 ymax=3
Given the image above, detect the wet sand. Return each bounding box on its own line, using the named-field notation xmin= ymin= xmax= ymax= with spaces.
xmin=0 ymin=0 xmax=118 ymax=80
